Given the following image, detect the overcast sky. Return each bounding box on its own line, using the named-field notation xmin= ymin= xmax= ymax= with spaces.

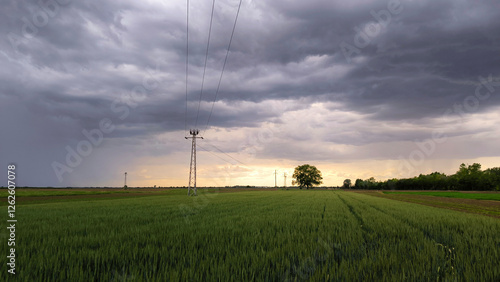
xmin=1 ymin=0 xmax=500 ymax=187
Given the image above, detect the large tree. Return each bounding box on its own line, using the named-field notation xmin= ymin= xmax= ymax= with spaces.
xmin=343 ymin=179 xmax=352 ymax=189
xmin=292 ymin=164 xmax=323 ymax=189
xmin=455 ymin=163 xmax=484 ymax=190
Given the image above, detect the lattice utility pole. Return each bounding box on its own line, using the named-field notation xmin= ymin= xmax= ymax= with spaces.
xmin=284 ymin=172 xmax=287 ymax=188
xmin=124 ymin=172 xmax=127 ymax=189
xmin=274 ymin=170 xmax=277 ymax=188
xmin=185 ymin=129 xmax=203 ymax=196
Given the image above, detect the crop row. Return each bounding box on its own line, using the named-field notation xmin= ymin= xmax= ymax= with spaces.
xmin=1 ymin=190 xmax=498 ymax=281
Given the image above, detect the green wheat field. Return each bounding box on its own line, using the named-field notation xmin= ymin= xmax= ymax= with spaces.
xmin=1 ymin=189 xmax=499 ymax=281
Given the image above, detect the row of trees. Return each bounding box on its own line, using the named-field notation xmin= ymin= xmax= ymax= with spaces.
xmin=343 ymin=163 xmax=500 ymax=191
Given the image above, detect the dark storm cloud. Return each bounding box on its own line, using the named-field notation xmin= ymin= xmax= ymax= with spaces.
xmin=3 ymin=0 xmax=498 ymax=128
xmin=234 ymin=0 xmax=500 ymax=117
xmin=182 ymin=0 xmax=500 ymax=125
xmin=1 ymin=0 xmax=500 ymax=186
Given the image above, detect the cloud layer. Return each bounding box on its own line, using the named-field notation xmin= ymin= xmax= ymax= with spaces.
xmin=1 ymin=0 xmax=500 ymax=186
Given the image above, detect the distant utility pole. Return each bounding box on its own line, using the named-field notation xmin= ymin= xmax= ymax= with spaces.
xmin=185 ymin=129 xmax=203 ymax=196
xmin=274 ymin=170 xmax=277 ymax=188
xmin=124 ymin=172 xmax=127 ymax=189
xmin=284 ymin=172 xmax=287 ymax=188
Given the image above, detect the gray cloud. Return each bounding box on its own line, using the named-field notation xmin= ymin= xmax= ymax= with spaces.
xmin=1 ymin=0 xmax=500 ymax=186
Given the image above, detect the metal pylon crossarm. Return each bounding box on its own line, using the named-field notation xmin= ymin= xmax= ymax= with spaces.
xmin=185 ymin=129 xmax=203 ymax=196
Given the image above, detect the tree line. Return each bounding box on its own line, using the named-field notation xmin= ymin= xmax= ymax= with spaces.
xmin=343 ymin=163 xmax=500 ymax=191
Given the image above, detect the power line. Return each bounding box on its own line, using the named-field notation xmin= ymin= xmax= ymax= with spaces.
xmin=184 ymin=0 xmax=190 ymax=136
xmin=202 ymin=140 xmax=246 ymax=166
xmin=197 ymin=143 xmax=234 ymax=164
xmin=194 ymin=0 xmax=217 ymax=128
xmin=183 ymin=0 xmax=243 ymax=193
xmin=198 ymin=141 xmax=246 ymax=166
xmin=204 ymin=0 xmax=243 ymax=133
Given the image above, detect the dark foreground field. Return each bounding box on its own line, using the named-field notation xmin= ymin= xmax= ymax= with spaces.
xmin=1 ymin=188 xmax=499 ymax=281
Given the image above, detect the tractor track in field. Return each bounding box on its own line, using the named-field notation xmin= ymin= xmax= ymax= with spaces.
xmin=337 ymin=194 xmax=370 ymax=232
xmin=341 ymin=193 xmax=453 ymax=247
xmin=343 ymin=192 xmax=468 ymax=278
xmin=337 ymin=194 xmax=379 ymax=259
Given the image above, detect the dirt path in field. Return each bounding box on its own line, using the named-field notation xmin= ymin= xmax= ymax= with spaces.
xmin=354 ymin=191 xmax=500 ymax=218
xmin=11 ymin=192 xmax=166 ymax=205
xmin=0 ymin=188 xmax=174 ymax=205
xmin=1 ymin=188 xmax=279 ymax=205
xmin=210 ymin=188 xmax=279 ymax=193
